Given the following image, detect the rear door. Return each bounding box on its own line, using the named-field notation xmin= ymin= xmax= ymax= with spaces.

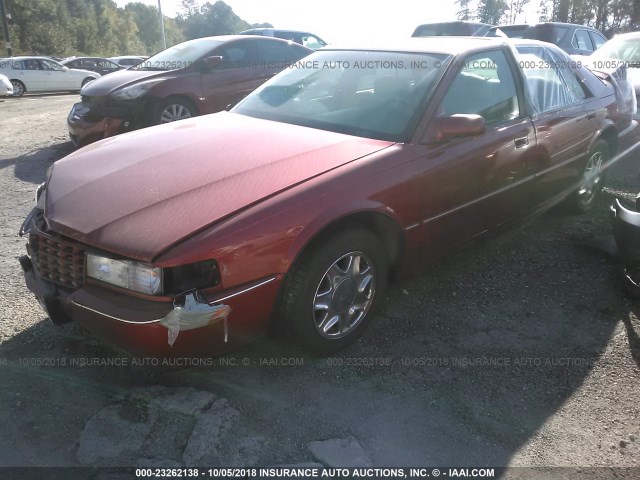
xmin=516 ymin=45 xmax=599 ymax=204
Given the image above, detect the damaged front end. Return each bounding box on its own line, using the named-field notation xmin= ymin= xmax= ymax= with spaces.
xmin=160 ymin=292 xmax=231 ymax=347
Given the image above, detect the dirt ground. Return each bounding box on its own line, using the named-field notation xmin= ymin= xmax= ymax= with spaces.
xmin=0 ymin=94 xmax=639 ymax=477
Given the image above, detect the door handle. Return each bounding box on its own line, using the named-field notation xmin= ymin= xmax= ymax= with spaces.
xmin=514 ymin=136 xmax=529 ymax=148
xmin=254 ymin=73 xmax=275 ymax=80
xmin=587 ymin=113 xmax=596 ymax=120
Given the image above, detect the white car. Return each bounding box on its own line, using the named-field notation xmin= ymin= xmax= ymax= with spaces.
xmin=0 ymin=73 xmax=12 ymax=96
xmin=0 ymin=56 xmax=100 ymax=97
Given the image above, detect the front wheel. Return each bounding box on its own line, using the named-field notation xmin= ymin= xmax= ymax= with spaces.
xmin=155 ymin=97 xmax=197 ymax=125
xmin=280 ymin=227 xmax=388 ymax=354
xmin=566 ymin=140 xmax=609 ymax=213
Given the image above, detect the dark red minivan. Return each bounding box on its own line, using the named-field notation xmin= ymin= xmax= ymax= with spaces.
xmin=67 ymin=35 xmax=312 ymax=146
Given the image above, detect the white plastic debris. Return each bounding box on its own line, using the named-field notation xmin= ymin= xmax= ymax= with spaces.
xmin=160 ymin=293 xmax=231 ymax=347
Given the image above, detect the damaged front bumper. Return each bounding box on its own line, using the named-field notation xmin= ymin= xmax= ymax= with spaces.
xmin=67 ymin=99 xmax=143 ymax=147
xmin=20 ymin=248 xmax=283 ymax=357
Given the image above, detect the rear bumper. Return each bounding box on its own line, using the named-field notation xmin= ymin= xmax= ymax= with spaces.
xmin=20 ymin=253 xmax=284 ymax=357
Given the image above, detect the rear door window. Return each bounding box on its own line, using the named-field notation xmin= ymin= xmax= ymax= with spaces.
xmin=517 ymin=46 xmax=583 ymax=112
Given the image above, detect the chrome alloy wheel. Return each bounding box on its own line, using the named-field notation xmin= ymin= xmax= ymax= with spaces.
xmin=312 ymin=251 xmax=376 ymax=339
xmin=160 ymin=104 xmax=192 ymax=123
xmin=578 ymin=150 xmax=605 ymax=206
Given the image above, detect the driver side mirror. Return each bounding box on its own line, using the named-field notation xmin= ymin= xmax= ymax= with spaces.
xmin=436 ymin=114 xmax=485 ymax=141
xmin=202 ymin=55 xmax=223 ymax=70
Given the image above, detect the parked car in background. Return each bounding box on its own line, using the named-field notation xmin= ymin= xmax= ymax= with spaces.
xmin=412 ymin=21 xmax=494 ymax=37
xmin=486 ymin=22 xmax=607 ymax=55
xmin=68 ymin=35 xmax=312 ymax=146
xmin=109 ymin=55 xmax=147 ymax=68
xmin=585 ymin=32 xmax=640 ymax=105
xmin=239 ymin=28 xmax=327 ymax=49
xmin=61 ymin=57 xmax=123 ymax=76
xmin=0 ymin=73 xmax=12 ymax=96
xmin=0 ymin=56 xmax=100 ymax=97
xmin=22 ymin=38 xmax=636 ymax=357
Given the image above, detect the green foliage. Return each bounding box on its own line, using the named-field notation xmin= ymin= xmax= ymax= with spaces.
xmin=0 ymin=0 xmax=256 ymax=57
xmin=455 ymin=0 xmax=639 ymax=34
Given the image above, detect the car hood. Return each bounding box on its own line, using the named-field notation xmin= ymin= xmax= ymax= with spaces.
xmin=79 ymin=68 xmax=165 ymax=96
xmin=45 ymin=112 xmax=393 ymax=262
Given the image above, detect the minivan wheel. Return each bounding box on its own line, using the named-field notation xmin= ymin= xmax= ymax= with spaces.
xmin=567 ymin=140 xmax=609 ymax=213
xmin=156 ymin=98 xmax=197 ymax=124
xmin=11 ymin=80 xmax=25 ymax=97
xmin=280 ymin=227 xmax=388 ymax=354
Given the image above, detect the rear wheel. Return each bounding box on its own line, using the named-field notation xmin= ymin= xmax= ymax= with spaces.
xmin=81 ymin=77 xmax=96 ymax=88
xmin=280 ymin=227 xmax=388 ymax=354
xmin=566 ymin=140 xmax=609 ymax=213
xmin=11 ymin=80 xmax=25 ymax=97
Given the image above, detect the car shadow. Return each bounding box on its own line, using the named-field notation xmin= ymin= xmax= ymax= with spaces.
xmin=0 ymin=141 xmax=75 ymax=184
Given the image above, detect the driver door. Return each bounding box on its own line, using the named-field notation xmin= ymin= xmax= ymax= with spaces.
xmin=416 ymin=49 xmax=538 ymax=259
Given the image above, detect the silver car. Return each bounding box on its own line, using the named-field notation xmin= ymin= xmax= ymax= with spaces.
xmin=0 ymin=56 xmax=100 ymax=97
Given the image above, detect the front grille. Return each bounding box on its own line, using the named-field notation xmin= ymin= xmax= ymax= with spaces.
xmin=28 ymin=232 xmax=85 ymax=289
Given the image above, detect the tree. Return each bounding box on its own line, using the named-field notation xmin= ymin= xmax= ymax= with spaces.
xmin=2 ymin=0 xmax=262 ymax=56
xmin=477 ymin=0 xmax=509 ymax=23
xmin=507 ymin=0 xmax=529 ymax=23
xmin=456 ymin=0 xmax=474 ymax=20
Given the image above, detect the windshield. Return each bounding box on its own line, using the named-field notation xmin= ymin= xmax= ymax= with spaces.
xmin=592 ymin=36 xmax=640 ymax=64
xmin=133 ymin=38 xmax=223 ymax=71
xmin=233 ymin=50 xmax=449 ymax=142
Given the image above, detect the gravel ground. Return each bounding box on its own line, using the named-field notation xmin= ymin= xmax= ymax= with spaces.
xmin=0 ymin=94 xmax=639 ymax=476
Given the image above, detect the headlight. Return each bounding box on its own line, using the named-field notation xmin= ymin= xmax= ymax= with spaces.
xmin=110 ymin=79 xmax=165 ymax=101
xmin=86 ymin=254 xmax=162 ymax=295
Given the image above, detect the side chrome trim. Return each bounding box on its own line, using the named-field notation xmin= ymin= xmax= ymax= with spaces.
xmin=69 ymin=276 xmax=279 ymax=325
xmin=70 ymin=300 xmax=164 ymax=324
xmin=208 ymin=276 xmax=278 ymax=304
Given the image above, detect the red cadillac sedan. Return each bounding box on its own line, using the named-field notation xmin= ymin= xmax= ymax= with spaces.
xmin=20 ymin=38 xmax=637 ymax=357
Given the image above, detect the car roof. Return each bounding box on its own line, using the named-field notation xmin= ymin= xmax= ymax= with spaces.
xmin=415 ymin=21 xmax=494 ymax=27
xmin=63 ymin=56 xmax=112 ymax=61
xmin=497 ymin=22 xmax=600 ymax=30
xmin=3 ymin=56 xmax=61 ymax=61
xmin=326 ymin=37 xmax=552 ymax=55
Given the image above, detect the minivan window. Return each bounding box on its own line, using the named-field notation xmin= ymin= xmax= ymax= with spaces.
xmin=572 ymin=29 xmax=593 ymax=51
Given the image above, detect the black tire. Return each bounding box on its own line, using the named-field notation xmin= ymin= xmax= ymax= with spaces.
xmin=565 ymin=140 xmax=609 ymax=214
xmin=10 ymin=80 xmax=25 ymax=97
xmin=280 ymin=227 xmax=388 ymax=354
xmin=81 ymin=77 xmax=96 ymax=88
xmin=153 ymin=97 xmax=197 ymax=125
